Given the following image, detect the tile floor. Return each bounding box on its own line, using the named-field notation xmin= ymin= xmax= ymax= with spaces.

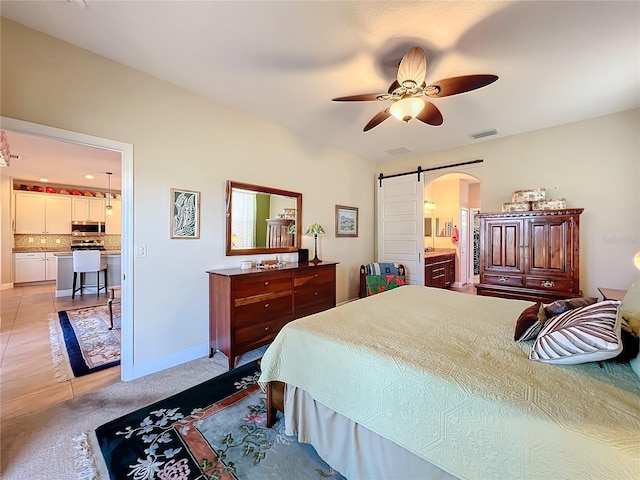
xmin=1 ymin=282 xmax=120 ymax=422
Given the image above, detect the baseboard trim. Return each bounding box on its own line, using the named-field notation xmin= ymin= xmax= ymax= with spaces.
xmin=128 ymin=342 xmax=209 ymax=381
xmin=1 ymin=282 xmax=14 ymax=290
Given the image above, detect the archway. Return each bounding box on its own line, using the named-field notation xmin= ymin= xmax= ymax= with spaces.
xmin=424 ymin=172 xmax=480 ymax=287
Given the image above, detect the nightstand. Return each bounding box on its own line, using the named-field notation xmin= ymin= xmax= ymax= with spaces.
xmin=597 ymin=287 xmax=627 ymax=302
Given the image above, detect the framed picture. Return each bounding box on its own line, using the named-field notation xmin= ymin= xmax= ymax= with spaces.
xmin=335 ymin=205 xmax=358 ymax=238
xmin=170 ymin=188 xmax=200 ymax=239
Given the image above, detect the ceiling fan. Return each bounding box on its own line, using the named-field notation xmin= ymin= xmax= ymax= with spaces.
xmin=332 ymin=47 xmax=498 ymax=132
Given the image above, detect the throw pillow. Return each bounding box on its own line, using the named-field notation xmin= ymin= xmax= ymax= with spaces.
xmin=530 ymin=300 xmax=622 ymax=365
xmin=621 ymin=280 xmax=640 ymax=380
xmin=610 ymin=317 xmax=640 ymax=362
xmin=514 ymin=302 xmax=547 ymax=342
xmin=544 ymin=296 xmax=598 ymax=319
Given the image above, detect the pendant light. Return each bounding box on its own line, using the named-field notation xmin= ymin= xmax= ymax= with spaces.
xmin=105 ymin=172 xmax=113 ymax=216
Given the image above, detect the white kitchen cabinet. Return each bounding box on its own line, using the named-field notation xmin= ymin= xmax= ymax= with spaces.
xmin=45 ymin=252 xmax=57 ymax=281
xmin=14 ymin=192 xmax=72 ymax=234
xmin=14 ymin=252 xmax=46 ymax=283
xmin=105 ymin=199 xmax=121 ymax=234
xmin=14 ymin=252 xmax=58 ymax=283
xmin=72 ymin=197 xmax=106 ymax=222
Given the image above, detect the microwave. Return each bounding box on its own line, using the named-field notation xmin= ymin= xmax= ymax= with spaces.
xmin=71 ymin=221 xmax=106 ymax=236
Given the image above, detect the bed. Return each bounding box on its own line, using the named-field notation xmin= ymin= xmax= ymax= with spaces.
xmin=258 ymin=285 xmax=640 ymax=479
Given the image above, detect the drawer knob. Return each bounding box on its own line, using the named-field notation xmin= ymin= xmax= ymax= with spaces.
xmin=314 ymin=274 xmax=318 ymax=278
xmin=264 ymin=326 xmax=270 ymax=331
xmin=498 ymin=276 xmax=508 ymax=284
xmin=314 ymin=292 xmax=319 ymax=296
xmin=264 ymin=281 xmax=270 ymax=286
xmin=541 ymin=280 xmax=555 ymax=288
xmin=264 ymin=303 xmax=270 ymax=308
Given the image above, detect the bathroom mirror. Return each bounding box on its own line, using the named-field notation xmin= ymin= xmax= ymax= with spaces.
xmin=424 ymin=217 xmax=433 ymax=237
xmin=435 ymin=217 xmax=454 ymax=237
xmin=225 ymin=181 xmax=302 ymax=256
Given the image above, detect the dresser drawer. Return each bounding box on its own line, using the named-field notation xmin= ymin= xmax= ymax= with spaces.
xmin=234 ymin=291 xmax=292 ymax=325
xmin=524 ymin=276 xmax=574 ymax=292
xmin=482 ymin=273 xmax=523 ymax=287
xmin=295 ymin=281 xmax=334 ymax=306
xmin=233 ymin=271 xmax=291 ymax=299
xmin=295 ymin=299 xmax=335 ymax=320
xmin=293 ymin=266 xmax=335 ymax=288
xmin=234 ymin=315 xmax=293 ymax=351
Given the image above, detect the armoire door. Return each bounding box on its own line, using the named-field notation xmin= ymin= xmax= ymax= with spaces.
xmin=480 ymin=217 xmax=525 ymax=274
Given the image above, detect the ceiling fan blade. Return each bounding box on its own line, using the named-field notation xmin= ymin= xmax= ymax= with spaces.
xmin=397 ymin=47 xmax=427 ymax=87
xmin=426 ymin=74 xmax=498 ymax=98
xmin=416 ymin=102 xmax=444 ymax=126
xmin=388 ymin=80 xmax=400 ymax=93
xmin=332 ymin=93 xmax=383 ymax=102
xmin=363 ymin=109 xmax=391 ymax=132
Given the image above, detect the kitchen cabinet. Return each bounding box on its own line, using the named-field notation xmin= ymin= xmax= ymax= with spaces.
xmin=45 ymin=252 xmax=57 ymax=281
xmin=72 ymin=197 xmax=106 ymax=222
xmin=105 ymin=199 xmax=121 ymax=234
xmin=14 ymin=252 xmax=58 ymax=283
xmin=476 ymin=208 xmax=583 ymax=302
xmin=14 ymin=192 xmax=72 ymax=234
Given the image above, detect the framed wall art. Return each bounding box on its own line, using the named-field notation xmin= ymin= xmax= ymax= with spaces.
xmin=335 ymin=205 xmax=358 ymax=238
xmin=171 ymin=188 xmax=200 ymax=239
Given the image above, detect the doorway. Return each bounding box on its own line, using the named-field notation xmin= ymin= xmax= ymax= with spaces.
xmin=1 ymin=116 xmax=134 ymax=380
xmin=423 ymin=172 xmax=480 ymax=288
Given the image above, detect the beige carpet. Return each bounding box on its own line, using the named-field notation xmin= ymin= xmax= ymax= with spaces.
xmin=0 ymin=349 xmax=264 ymax=480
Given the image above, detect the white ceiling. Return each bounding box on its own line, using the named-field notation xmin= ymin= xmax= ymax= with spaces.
xmin=1 ymin=1 xmax=639 ymax=187
xmin=2 ymin=130 xmax=122 ymax=191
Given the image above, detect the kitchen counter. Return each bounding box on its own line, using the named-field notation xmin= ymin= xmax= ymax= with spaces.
xmin=13 ymin=246 xmax=73 ymax=253
xmin=53 ymin=250 xmax=121 ymax=256
xmin=13 ymin=247 xmax=120 ymax=255
xmin=54 ymin=252 xmax=121 ymax=297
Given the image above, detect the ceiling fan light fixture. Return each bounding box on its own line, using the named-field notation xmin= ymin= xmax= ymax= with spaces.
xmin=390 ymin=97 xmax=425 ymax=123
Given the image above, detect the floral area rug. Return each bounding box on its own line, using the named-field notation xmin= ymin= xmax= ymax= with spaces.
xmin=95 ymin=360 xmax=345 ymax=480
xmin=56 ymin=303 xmax=121 ymax=377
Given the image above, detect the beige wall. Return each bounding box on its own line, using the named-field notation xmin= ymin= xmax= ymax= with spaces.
xmin=1 ymin=19 xmax=375 ymax=372
xmin=378 ymin=108 xmax=640 ymax=296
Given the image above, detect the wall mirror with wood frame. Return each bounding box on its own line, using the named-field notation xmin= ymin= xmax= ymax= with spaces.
xmin=225 ymin=180 xmax=302 ymax=256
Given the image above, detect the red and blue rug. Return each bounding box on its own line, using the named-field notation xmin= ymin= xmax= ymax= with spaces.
xmin=95 ymin=360 xmax=345 ymax=479
xmin=58 ymin=303 xmax=121 ymax=377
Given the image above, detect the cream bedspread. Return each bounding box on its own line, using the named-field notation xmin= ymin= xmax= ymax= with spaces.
xmin=258 ymin=286 xmax=640 ymax=479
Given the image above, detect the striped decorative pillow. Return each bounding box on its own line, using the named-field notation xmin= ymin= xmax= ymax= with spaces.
xmin=530 ymin=300 xmax=622 ymax=365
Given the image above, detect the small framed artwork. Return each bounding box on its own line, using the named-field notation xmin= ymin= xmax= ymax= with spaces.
xmin=170 ymin=188 xmax=200 ymax=239
xmin=335 ymin=205 xmax=358 ymax=238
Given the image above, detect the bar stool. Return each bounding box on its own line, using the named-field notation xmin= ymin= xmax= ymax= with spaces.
xmin=72 ymin=250 xmax=108 ymax=299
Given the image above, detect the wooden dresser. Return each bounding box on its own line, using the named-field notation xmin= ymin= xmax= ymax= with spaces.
xmin=425 ymin=252 xmax=455 ymax=288
xmin=476 ymin=208 xmax=583 ymax=303
xmin=207 ymin=262 xmax=337 ymax=369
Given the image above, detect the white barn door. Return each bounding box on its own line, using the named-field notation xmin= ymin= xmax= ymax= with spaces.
xmin=377 ymin=174 xmax=424 ymax=286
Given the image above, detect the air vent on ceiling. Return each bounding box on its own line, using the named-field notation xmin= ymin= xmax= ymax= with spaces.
xmin=468 ymin=128 xmax=499 ymax=140
xmin=385 ymin=147 xmax=412 ymax=156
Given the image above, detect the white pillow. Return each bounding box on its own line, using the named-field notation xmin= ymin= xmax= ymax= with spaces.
xmin=530 ymin=300 xmax=622 ymax=365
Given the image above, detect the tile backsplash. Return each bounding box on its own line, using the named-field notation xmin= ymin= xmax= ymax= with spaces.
xmin=14 ymin=234 xmax=121 ymax=250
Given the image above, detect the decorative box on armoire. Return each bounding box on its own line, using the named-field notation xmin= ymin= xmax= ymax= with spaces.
xmin=476 ymin=208 xmax=583 ymax=303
